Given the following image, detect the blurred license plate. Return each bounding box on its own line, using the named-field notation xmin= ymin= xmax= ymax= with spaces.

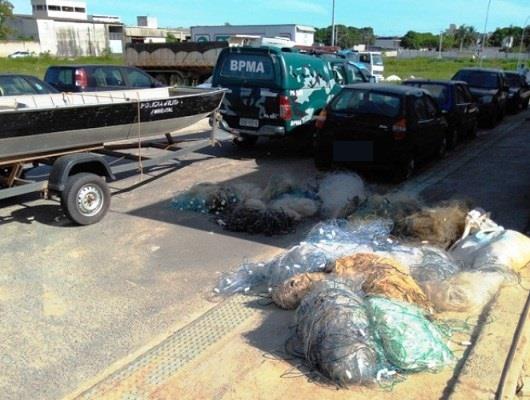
xmin=239 ymin=118 xmax=259 ymax=128
xmin=333 ymin=141 xmax=374 ymax=162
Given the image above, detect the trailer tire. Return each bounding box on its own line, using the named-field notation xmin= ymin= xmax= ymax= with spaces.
xmin=61 ymin=173 xmax=111 ymax=226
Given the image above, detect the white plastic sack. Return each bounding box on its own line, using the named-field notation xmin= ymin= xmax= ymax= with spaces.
xmin=318 ymin=173 xmax=366 ymax=219
xmin=450 ymin=209 xmax=530 ymax=273
xmin=451 ymin=230 xmax=530 ymax=274
xmin=422 ymin=271 xmax=505 ymax=313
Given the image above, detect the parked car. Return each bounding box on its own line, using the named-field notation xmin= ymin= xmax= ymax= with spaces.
xmin=504 ymin=72 xmax=530 ymax=112
xmin=315 ymin=53 xmax=374 ymax=84
xmin=212 ymin=46 xmax=344 ymax=146
xmin=403 ymin=79 xmax=479 ymax=147
xmin=314 ymin=84 xmax=448 ymax=181
xmin=0 ymin=74 xmax=58 ymax=96
xmin=451 ymin=68 xmax=508 ymax=128
xmin=44 ymin=65 xmax=164 ymax=92
xmin=7 ymin=51 xmax=34 ymax=59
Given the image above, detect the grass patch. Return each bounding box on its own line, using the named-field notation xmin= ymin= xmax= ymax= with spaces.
xmin=0 ymin=55 xmax=124 ymax=78
xmin=384 ymin=57 xmax=520 ymax=80
xmin=0 ymin=54 xmax=521 ymax=82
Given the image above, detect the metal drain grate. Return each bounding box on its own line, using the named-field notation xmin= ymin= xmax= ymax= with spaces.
xmin=75 ymin=295 xmax=258 ymax=399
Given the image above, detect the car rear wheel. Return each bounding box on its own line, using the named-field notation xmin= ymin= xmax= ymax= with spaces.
xmin=486 ymin=108 xmax=499 ymax=129
xmin=447 ymin=128 xmax=459 ymax=150
xmin=468 ymin=121 xmax=478 ymax=139
xmin=233 ymin=134 xmax=258 ymax=148
xmin=393 ymin=157 xmax=415 ymax=182
xmin=437 ymin=136 xmax=448 ymax=158
xmin=314 ymin=138 xmax=332 ymax=170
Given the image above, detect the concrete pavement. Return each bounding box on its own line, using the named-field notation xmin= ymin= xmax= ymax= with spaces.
xmin=0 ymin=110 xmax=529 ymax=399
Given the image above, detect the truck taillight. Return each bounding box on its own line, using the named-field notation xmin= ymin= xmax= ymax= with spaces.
xmin=279 ymin=95 xmax=292 ymax=121
xmin=315 ymin=109 xmax=327 ymax=129
xmin=75 ymin=68 xmax=88 ymax=88
xmin=392 ymin=118 xmax=407 ymax=140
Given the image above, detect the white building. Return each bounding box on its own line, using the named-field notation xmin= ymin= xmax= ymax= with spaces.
xmin=190 ymin=24 xmax=315 ymax=46
xmin=31 ymin=0 xmax=87 ymax=20
xmin=123 ymin=16 xmax=190 ymax=45
xmin=7 ymin=0 xmax=124 ymax=56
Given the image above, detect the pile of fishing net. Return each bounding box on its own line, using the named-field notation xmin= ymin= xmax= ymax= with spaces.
xmin=273 ymin=253 xmax=432 ymax=312
xmin=350 ymin=195 xmax=472 ymax=249
xmin=172 ymin=182 xmax=240 ymax=214
xmin=173 ymin=172 xmax=369 ymax=235
xmin=289 ymin=278 xmax=456 ymax=387
xmin=290 ymin=279 xmax=382 ymax=386
xmin=215 ymin=207 xmax=530 ymax=387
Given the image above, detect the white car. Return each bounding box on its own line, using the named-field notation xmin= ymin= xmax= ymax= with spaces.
xmin=8 ymin=51 xmax=34 ymax=59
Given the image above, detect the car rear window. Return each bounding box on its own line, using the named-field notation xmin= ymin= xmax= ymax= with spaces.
xmin=453 ymin=70 xmax=499 ymax=89
xmin=91 ymin=67 xmax=126 ymax=87
xmin=407 ymin=83 xmax=449 ymax=107
xmin=125 ymin=68 xmax=153 ymax=88
xmin=505 ymin=74 xmax=522 ymax=87
xmin=0 ymin=76 xmax=38 ymax=95
xmin=331 ymin=89 xmax=401 ymax=118
xmin=219 ymin=53 xmax=275 ymax=81
xmin=45 ymin=68 xmax=74 ymax=88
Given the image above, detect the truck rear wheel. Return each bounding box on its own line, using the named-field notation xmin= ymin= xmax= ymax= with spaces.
xmin=61 ymin=173 xmax=111 ymax=226
xmin=233 ymin=134 xmax=258 ymax=148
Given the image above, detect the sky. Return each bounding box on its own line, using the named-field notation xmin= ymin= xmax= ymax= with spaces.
xmin=9 ymin=0 xmax=530 ymax=36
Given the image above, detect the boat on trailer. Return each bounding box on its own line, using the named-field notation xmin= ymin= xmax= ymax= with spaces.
xmin=0 ymin=86 xmax=225 ymax=163
xmin=0 ymin=86 xmax=226 ymax=225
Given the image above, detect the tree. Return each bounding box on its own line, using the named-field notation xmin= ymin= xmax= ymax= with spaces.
xmin=166 ymin=32 xmax=180 ymax=43
xmin=314 ymin=25 xmax=375 ymax=48
xmin=401 ymin=31 xmax=439 ymax=50
xmin=454 ymin=25 xmax=478 ymax=51
xmin=0 ymin=0 xmax=13 ymax=40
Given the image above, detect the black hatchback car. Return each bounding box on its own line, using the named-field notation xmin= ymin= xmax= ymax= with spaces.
xmin=0 ymin=74 xmax=58 ymax=96
xmin=44 ymin=65 xmax=164 ymax=92
xmin=451 ymin=68 xmax=508 ymax=128
xmin=403 ymin=79 xmax=479 ymax=147
xmin=504 ymin=72 xmax=530 ymax=112
xmin=314 ymin=84 xmax=447 ymax=181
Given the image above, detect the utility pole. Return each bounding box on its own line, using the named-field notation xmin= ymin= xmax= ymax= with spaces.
xmin=517 ymin=16 xmax=529 ymax=68
xmin=438 ymin=31 xmax=444 ymax=59
xmin=480 ymin=0 xmax=492 ymax=67
xmin=331 ymin=0 xmax=336 ymax=47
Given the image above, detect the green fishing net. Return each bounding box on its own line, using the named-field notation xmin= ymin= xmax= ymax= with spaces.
xmin=367 ymin=297 xmax=455 ymax=372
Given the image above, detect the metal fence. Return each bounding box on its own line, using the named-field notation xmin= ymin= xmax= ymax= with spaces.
xmin=394 ymin=48 xmax=529 ymax=61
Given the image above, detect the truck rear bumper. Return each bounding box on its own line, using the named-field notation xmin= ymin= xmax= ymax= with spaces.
xmin=219 ymin=119 xmax=286 ymax=137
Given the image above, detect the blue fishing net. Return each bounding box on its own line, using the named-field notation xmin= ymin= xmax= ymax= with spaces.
xmin=172 ymin=183 xmax=239 ymax=214
xmin=214 ymin=243 xmax=329 ymax=295
xmin=367 ymin=297 xmax=455 ymax=373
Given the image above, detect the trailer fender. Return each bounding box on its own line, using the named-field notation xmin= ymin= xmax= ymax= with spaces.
xmin=48 ymin=153 xmax=115 ymax=193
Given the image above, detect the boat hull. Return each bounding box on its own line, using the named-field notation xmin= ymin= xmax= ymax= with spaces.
xmin=0 ymin=88 xmax=224 ymax=161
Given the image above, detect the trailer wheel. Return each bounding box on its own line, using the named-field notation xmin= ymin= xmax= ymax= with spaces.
xmin=61 ymin=173 xmax=111 ymax=226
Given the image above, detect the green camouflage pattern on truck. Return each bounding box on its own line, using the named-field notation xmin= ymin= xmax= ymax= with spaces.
xmin=217 ymin=53 xmax=341 ymax=135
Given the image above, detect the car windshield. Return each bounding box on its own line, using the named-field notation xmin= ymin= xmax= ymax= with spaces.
xmin=372 ymin=54 xmax=383 ymax=66
xmin=407 ymin=83 xmax=449 ymax=107
xmin=330 ymin=89 xmax=401 ymax=118
xmin=453 ymin=70 xmax=499 ymax=89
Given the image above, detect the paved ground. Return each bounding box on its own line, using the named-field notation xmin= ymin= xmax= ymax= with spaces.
xmin=0 ymin=110 xmax=529 ymax=400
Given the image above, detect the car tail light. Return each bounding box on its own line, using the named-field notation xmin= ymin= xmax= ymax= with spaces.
xmin=392 ymin=118 xmax=407 ymax=140
xmin=75 ymin=68 xmax=88 ymax=89
xmin=279 ymin=95 xmax=292 ymax=121
xmin=315 ymin=109 xmax=327 ymax=129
